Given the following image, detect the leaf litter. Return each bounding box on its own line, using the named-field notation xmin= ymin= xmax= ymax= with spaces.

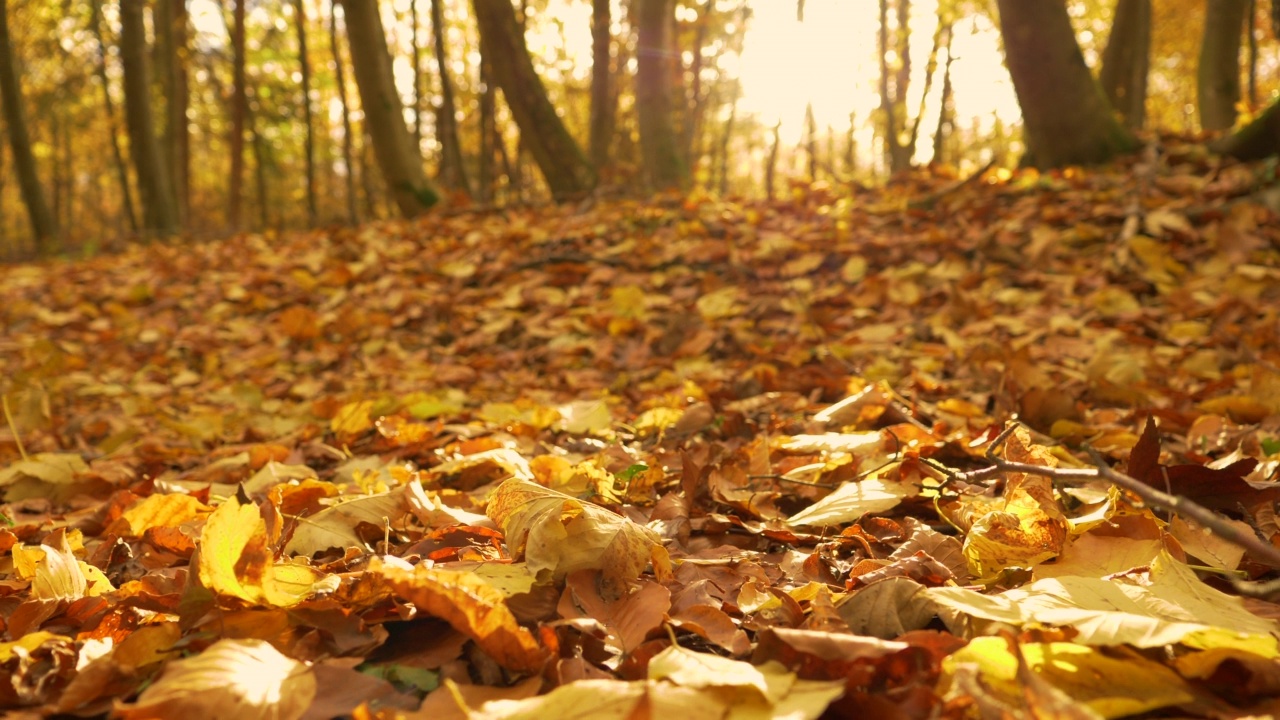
xmin=3 ymin=150 xmax=1280 ymax=717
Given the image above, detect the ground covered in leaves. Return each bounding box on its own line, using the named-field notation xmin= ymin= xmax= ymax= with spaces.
xmin=3 ymin=142 xmax=1280 ymax=719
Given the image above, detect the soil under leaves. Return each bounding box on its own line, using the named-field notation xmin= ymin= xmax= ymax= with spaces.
xmin=3 ymin=142 xmax=1280 ymax=719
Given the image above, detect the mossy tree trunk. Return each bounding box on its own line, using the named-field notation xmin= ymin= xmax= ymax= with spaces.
xmin=340 ymin=0 xmax=439 ymax=216
xmin=1212 ymin=96 xmax=1280 ymax=160
xmin=996 ymin=0 xmax=1139 ymax=168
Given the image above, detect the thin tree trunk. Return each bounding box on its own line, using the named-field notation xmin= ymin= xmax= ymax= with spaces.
xmin=996 ymin=0 xmax=1139 ymax=168
xmin=635 ymin=0 xmax=687 ymax=189
xmin=409 ymin=0 xmax=423 ymax=150
xmin=430 ymin=0 xmax=471 ymax=196
xmin=907 ymin=13 xmax=946 ymax=153
xmin=472 ymin=0 xmax=595 ymax=199
xmin=330 ymin=2 xmax=359 ymax=224
xmin=88 ymin=0 xmax=138 ymax=233
xmin=247 ymin=86 xmax=270 ymax=229
xmin=682 ymin=0 xmax=713 ymax=164
xmin=479 ymin=47 xmax=496 ymax=203
xmin=294 ymin=0 xmax=317 ymax=225
xmin=877 ymin=0 xmax=913 ymax=173
xmin=155 ymin=0 xmax=187 ymax=226
xmin=1246 ymin=0 xmax=1257 ymax=108
xmin=1197 ymin=0 xmax=1248 ymax=131
xmin=121 ymin=0 xmax=178 ymax=236
xmin=931 ymin=27 xmax=955 ymax=166
xmin=765 ymin=120 xmax=780 ymax=201
xmin=1098 ymin=0 xmax=1151 ymax=129
xmin=804 ymin=103 xmax=817 ymax=181
xmin=717 ymin=94 xmax=736 ymax=196
xmin=588 ymin=0 xmax=614 ymax=173
xmin=229 ymin=0 xmax=247 ymax=229
xmin=341 ymin=0 xmax=439 ymax=215
xmin=0 ymin=0 xmax=56 ymax=251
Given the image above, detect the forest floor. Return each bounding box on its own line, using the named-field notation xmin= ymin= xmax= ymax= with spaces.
xmin=2 ymin=140 xmax=1280 ymax=719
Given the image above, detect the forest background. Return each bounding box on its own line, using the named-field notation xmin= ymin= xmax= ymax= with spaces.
xmin=1 ymin=0 xmax=1279 ymax=259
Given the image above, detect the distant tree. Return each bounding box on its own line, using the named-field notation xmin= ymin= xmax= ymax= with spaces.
xmin=0 ymin=0 xmax=56 ymax=252
xmin=1197 ymin=0 xmax=1248 ymax=131
xmin=995 ymin=0 xmax=1139 ymax=168
xmin=635 ymin=0 xmax=688 ymax=189
xmin=229 ymin=0 xmax=247 ymax=229
xmin=329 ymin=3 xmax=359 ymax=224
xmin=1099 ymin=0 xmax=1151 ymax=129
xmin=430 ymin=0 xmax=471 ymax=196
xmin=340 ymin=0 xmax=439 ymax=215
xmin=589 ymin=0 xmax=615 ymax=173
xmin=877 ymin=0 xmax=913 ymax=172
xmin=472 ymin=0 xmax=595 ymax=199
xmin=120 ymin=0 xmax=178 ymax=236
xmin=154 ymin=0 xmax=188 ymax=225
xmin=293 ymin=0 xmax=317 ymax=225
xmin=88 ymin=1 xmax=137 ymax=233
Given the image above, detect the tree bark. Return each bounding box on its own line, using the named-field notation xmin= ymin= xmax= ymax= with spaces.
xmin=472 ymin=0 xmax=595 ymax=199
xmin=430 ymin=0 xmax=471 ymax=197
xmin=1197 ymin=0 xmax=1248 ymax=131
xmin=88 ymin=0 xmax=137 ymax=233
xmin=340 ymin=0 xmax=439 ymax=215
xmin=588 ymin=0 xmax=614 ymax=173
xmin=294 ymin=0 xmax=317 ymax=225
xmin=0 ymin=0 xmax=56 ymax=252
xmin=155 ymin=0 xmax=188 ymax=225
xmin=409 ymin=0 xmax=423 ymax=150
xmin=229 ymin=0 xmax=247 ymax=229
xmin=330 ymin=3 xmax=359 ymax=224
xmin=479 ymin=47 xmax=496 ymax=203
xmin=996 ymin=0 xmax=1139 ymax=168
xmin=120 ymin=0 xmax=178 ymax=236
xmin=1211 ymin=96 xmax=1280 ymax=160
xmin=1098 ymin=0 xmax=1150 ymax=130
xmin=635 ymin=0 xmax=687 ymax=189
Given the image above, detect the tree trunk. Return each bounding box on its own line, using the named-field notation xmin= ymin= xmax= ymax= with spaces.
xmin=472 ymin=0 xmax=595 ymax=199
xmin=430 ymin=0 xmax=471 ymax=197
xmin=409 ymin=0 xmax=423 ymax=150
xmin=294 ymin=0 xmax=317 ymax=225
xmin=996 ymin=0 xmax=1139 ymax=168
xmin=0 ymin=0 xmax=56 ymax=252
xmin=330 ymin=3 xmax=359 ymax=224
xmin=1211 ymin=96 xmax=1280 ymax=159
xmin=931 ymin=24 xmax=955 ymax=165
xmin=229 ymin=0 xmax=247 ymax=229
xmin=340 ymin=0 xmax=439 ymax=215
xmin=479 ymin=48 xmax=496 ymax=203
xmin=120 ymin=0 xmax=178 ymax=236
xmin=155 ymin=0 xmax=188 ymax=226
xmin=1197 ymin=0 xmax=1248 ymax=131
xmin=588 ymin=0 xmax=614 ymax=174
xmin=89 ymin=0 xmax=138 ymax=233
xmin=682 ymin=0 xmax=713 ymax=165
xmin=635 ymin=0 xmax=687 ymax=190
xmin=1098 ymin=0 xmax=1150 ymax=130
xmin=765 ymin=120 xmax=780 ymax=201
xmin=876 ymin=0 xmax=915 ymax=173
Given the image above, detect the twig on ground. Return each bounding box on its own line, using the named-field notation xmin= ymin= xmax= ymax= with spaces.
xmin=930 ymin=422 xmax=1280 ymax=598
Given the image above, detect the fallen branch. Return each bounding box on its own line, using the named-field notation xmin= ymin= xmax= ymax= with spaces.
xmin=928 ymin=423 xmax=1280 ymax=598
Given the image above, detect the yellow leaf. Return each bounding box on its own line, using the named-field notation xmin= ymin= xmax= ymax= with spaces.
xmin=198 ymin=495 xmax=329 ymax=607
xmin=116 ymin=638 xmax=315 ymax=720
xmin=329 ymin=400 xmax=374 ymax=438
xmin=942 ymin=637 xmax=1194 ymax=718
xmin=114 ymin=494 xmax=212 ymax=537
xmin=487 ymin=478 xmax=670 ymax=599
xmin=368 ymin=557 xmax=548 ymax=673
